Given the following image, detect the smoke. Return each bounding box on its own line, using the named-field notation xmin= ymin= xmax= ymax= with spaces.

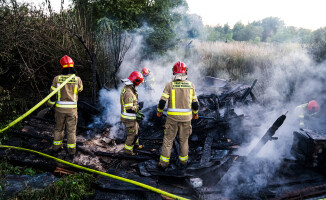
xmin=215 ymin=46 xmax=326 ymax=198
xmin=90 ymin=4 xmax=326 ymax=199
xmin=92 ymin=29 xmax=200 ymax=139
xmin=92 ymin=7 xmax=208 ymax=139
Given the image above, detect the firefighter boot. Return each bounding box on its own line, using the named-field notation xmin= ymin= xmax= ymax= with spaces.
xmin=134 ymin=144 xmax=143 ymax=150
xmin=177 ymin=160 xmax=188 ymax=170
xmin=51 ymin=145 xmax=64 ymax=155
xmin=133 ymin=136 xmax=143 ymax=150
xmin=69 ymin=153 xmax=76 ymax=160
xmin=158 ymin=161 xmax=169 ymax=170
xmin=124 ymin=149 xmax=136 ymax=156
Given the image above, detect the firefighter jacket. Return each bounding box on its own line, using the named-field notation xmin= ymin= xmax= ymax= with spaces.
xmin=120 ymin=84 xmax=139 ymax=122
xmin=295 ymin=103 xmax=318 ymax=127
xmin=158 ymin=74 xmax=199 ymax=122
xmin=48 ymin=74 xmax=83 ymax=113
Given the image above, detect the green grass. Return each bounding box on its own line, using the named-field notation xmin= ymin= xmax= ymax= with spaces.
xmin=9 ymin=173 xmax=96 ymax=200
xmin=0 ymin=158 xmax=42 ymax=178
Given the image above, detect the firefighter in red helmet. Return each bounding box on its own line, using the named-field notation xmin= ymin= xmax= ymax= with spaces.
xmin=141 ymin=67 xmax=150 ymax=77
xmin=157 ymin=61 xmax=199 ymax=169
xmin=141 ymin=67 xmax=155 ymax=90
xmin=295 ymin=100 xmax=319 ymax=127
xmin=120 ymin=71 xmax=144 ymax=155
xmin=48 ymin=55 xmax=83 ymax=157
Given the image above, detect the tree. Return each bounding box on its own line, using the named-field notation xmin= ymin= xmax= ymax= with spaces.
xmin=232 ymin=22 xmax=245 ymax=41
xmin=144 ymin=0 xmax=188 ymax=54
xmin=205 ymin=25 xmax=221 ymax=41
xmin=97 ymin=18 xmax=132 ymax=89
xmin=233 ymin=22 xmax=263 ymax=42
xmin=309 ymin=27 xmax=326 ymax=63
xmin=261 ymin=17 xmax=284 ymax=42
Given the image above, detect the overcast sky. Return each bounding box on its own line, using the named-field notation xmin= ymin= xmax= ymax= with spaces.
xmin=187 ymin=0 xmax=326 ymax=30
xmin=24 ymin=0 xmax=326 ymax=30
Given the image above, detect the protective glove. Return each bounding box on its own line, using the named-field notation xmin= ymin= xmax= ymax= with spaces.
xmin=192 ymin=114 xmax=199 ymax=120
xmin=138 ymin=101 xmax=144 ymax=110
xmin=136 ymin=110 xmax=144 ymax=122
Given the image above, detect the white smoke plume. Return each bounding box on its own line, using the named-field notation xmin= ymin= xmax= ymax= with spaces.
xmin=216 ymin=47 xmax=326 ymax=198
xmin=90 ymin=5 xmax=326 ymax=199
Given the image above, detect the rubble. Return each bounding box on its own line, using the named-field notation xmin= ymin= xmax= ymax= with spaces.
xmin=291 ymin=128 xmax=326 ymax=168
xmin=1 ymin=77 xmax=326 ymax=199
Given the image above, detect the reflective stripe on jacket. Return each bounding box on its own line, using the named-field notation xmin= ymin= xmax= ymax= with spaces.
xmin=295 ymin=103 xmax=318 ymax=127
xmin=47 ymin=74 xmax=83 ymax=113
xmin=159 ymin=75 xmax=198 ymax=122
xmin=120 ymin=85 xmax=139 ymax=121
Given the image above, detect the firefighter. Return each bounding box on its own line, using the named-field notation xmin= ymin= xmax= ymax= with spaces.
xmin=157 ymin=61 xmax=199 ymax=169
xmin=141 ymin=67 xmax=155 ymax=90
xmin=48 ymin=55 xmax=83 ymax=156
xmin=295 ymin=100 xmax=319 ymax=127
xmin=120 ymin=71 xmax=144 ymax=155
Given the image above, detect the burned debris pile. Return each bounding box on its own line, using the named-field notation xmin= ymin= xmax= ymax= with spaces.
xmin=291 ymin=128 xmax=326 ymax=168
xmin=1 ymin=77 xmax=326 ymax=199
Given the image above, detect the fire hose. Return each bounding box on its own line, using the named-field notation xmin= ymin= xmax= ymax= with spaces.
xmin=0 ymin=73 xmax=189 ymax=199
xmin=0 ymin=74 xmax=76 ymax=133
xmin=0 ymin=145 xmax=189 ymax=200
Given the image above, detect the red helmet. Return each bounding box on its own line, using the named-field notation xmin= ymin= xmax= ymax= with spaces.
xmin=141 ymin=67 xmax=150 ymax=77
xmin=307 ymin=100 xmax=319 ymax=113
xmin=128 ymin=71 xmax=143 ymax=86
xmin=60 ymin=55 xmax=74 ymax=69
xmin=173 ymin=61 xmax=187 ymax=75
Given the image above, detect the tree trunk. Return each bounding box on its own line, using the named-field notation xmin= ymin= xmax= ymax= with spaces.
xmin=92 ymin=52 xmax=97 ymax=104
xmin=113 ymin=70 xmax=118 ymax=89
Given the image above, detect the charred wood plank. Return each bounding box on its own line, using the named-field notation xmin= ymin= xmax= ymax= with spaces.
xmin=95 ymin=151 xmax=152 ymax=160
xmin=211 ymin=142 xmax=239 ymax=149
xmin=138 ymin=160 xmax=194 ymax=178
xmin=97 ymin=174 xmax=157 ymax=191
xmin=135 ymin=149 xmax=159 ymax=158
xmin=249 ymin=91 xmax=257 ymax=102
xmin=219 ymin=84 xmax=243 ymax=102
xmin=248 ymin=113 xmax=286 ymax=157
xmin=239 ymin=79 xmax=257 ymax=102
xmin=198 ymin=155 xmax=237 ymax=186
xmin=4 ymin=152 xmax=57 ymax=172
xmin=200 ymin=131 xmax=214 ymax=165
xmin=187 ymin=159 xmax=220 ymax=170
xmin=54 ymin=167 xmax=74 ymax=175
xmin=273 ymin=183 xmax=326 ymax=200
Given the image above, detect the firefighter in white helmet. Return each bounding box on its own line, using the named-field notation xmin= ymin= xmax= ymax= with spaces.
xmin=157 ymin=61 xmax=199 ymax=169
xmin=120 ymin=71 xmax=144 ymax=155
xmin=48 ymin=55 xmax=83 ymax=156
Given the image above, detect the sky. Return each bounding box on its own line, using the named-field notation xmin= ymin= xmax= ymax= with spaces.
xmin=23 ymin=0 xmax=326 ymax=30
xmin=186 ymin=0 xmax=326 ymax=30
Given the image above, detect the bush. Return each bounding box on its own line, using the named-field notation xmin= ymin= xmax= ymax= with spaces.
xmin=0 ymin=86 xmax=27 ymax=122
